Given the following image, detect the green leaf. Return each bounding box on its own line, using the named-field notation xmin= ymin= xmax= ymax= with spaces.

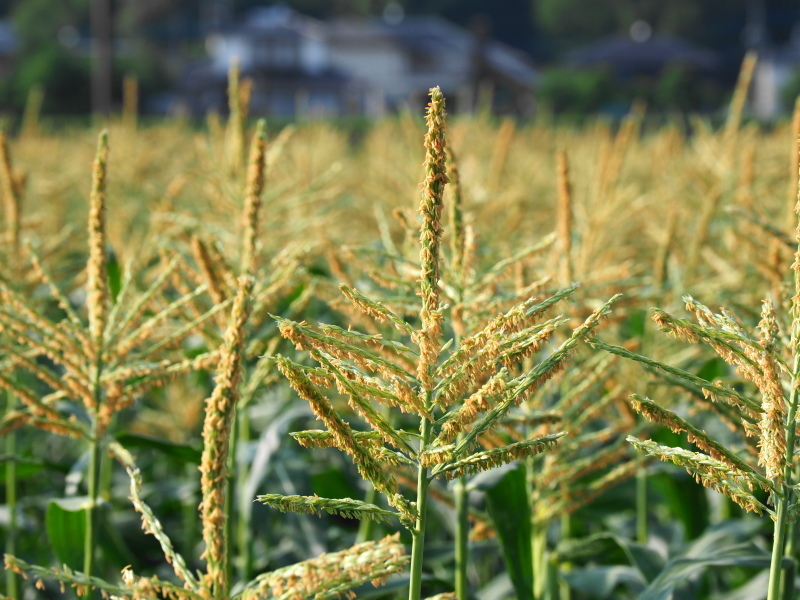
xmin=0 ymin=455 xmax=70 ymax=482
xmin=711 ymin=570 xmax=770 ymax=600
xmin=96 ymin=509 xmax=137 ymax=572
xmin=107 ymin=251 xmax=122 ymax=300
xmin=115 ymin=432 xmax=201 ymax=463
xmin=563 ymin=566 xmax=646 ymax=598
xmin=640 ymin=543 xmax=782 ymax=600
xmin=483 ymin=462 xmax=534 ymax=600
xmin=46 ymin=497 xmax=88 ymax=571
xmin=650 ymin=471 xmax=709 ymax=541
xmin=311 ymin=467 xmax=357 ymax=500
xmin=556 ymin=532 xmax=663 ymax=584
xmin=695 ymin=357 xmax=730 ymax=382
xmin=623 ymin=308 xmax=648 ymax=339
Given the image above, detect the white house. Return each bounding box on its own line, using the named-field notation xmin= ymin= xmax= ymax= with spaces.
xmin=182 ymin=5 xmax=539 ymax=118
xmin=752 ymin=44 xmax=800 ymax=120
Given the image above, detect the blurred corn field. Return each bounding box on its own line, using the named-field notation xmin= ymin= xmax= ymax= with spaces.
xmin=4 ymin=57 xmax=800 ymax=600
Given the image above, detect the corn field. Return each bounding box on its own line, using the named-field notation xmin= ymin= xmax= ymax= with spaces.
xmin=4 ymin=56 xmax=800 ymax=600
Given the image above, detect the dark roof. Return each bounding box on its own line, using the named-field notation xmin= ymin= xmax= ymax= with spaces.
xmin=760 ymin=43 xmax=800 ymax=65
xmin=241 ymin=5 xmax=326 ymax=39
xmin=568 ymin=36 xmax=720 ymax=76
xmin=0 ymin=21 xmax=16 ymax=56
xmin=330 ymin=16 xmax=538 ymax=87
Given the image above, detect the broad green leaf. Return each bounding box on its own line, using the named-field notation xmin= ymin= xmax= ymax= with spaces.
xmin=556 ymin=532 xmax=663 ymax=584
xmin=711 ymin=570 xmax=769 ymax=600
xmin=563 ymin=566 xmax=646 ymax=598
xmin=3 ymin=444 xmax=73 ymax=482
xmin=622 ymin=308 xmax=648 ymax=339
xmin=115 ymin=432 xmax=201 ymax=463
xmin=682 ymin=519 xmax=763 ymax=557
xmin=469 ymin=461 xmax=519 ymax=491
xmin=477 ymin=572 xmax=515 ymax=600
xmin=557 ymin=533 xmax=628 ymax=564
xmin=353 ymin=573 xmax=452 ymax=599
xmin=640 ymin=543 xmax=783 ymax=600
xmin=0 ymin=459 xmax=45 ymax=482
xmin=483 ymin=462 xmax=534 ymax=600
xmin=107 ymin=251 xmax=122 ymax=300
xmin=311 ymin=467 xmax=356 ymax=500
xmin=695 ymin=357 xmax=730 ymax=382
xmin=650 ymin=471 xmax=709 ymax=540
xmin=46 ymin=497 xmax=88 ymax=571
xmin=96 ymin=509 xmax=137 ymax=571
xmin=619 ymin=541 xmax=664 ymax=584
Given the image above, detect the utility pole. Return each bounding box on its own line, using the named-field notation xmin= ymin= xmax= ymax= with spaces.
xmin=91 ymin=0 xmax=113 ymax=116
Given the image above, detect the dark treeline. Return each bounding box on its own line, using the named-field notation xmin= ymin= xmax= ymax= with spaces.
xmin=1 ymin=0 xmax=799 ymax=115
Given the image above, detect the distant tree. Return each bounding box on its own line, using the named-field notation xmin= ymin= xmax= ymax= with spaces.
xmin=654 ymin=66 xmax=723 ymax=112
xmin=2 ymin=0 xmax=91 ymax=114
xmin=231 ymin=0 xmax=381 ymax=19
xmin=534 ymin=0 xmax=703 ymax=48
xmin=117 ymin=0 xmax=182 ymax=31
xmin=403 ymin=0 xmax=535 ymax=52
xmin=537 ymin=68 xmax=616 ymax=114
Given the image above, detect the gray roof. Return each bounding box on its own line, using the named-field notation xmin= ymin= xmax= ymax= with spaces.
xmin=330 ymin=16 xmax=538 ymax=87
xmin=568 ymin=36 xmax=719 ymax=75
xmin=239 ymin=5 xmax=327 ymax=40
xmin=0 ymin=21 xmax=17 ymax=56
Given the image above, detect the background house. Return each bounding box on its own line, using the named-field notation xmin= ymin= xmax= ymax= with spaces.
xmin=177 ymin=5 xmax=539 ymax=118
xmin=327 ymin=15 xmax=538 ymax=115
xmin=751 ymin=26 xmax=800 ymax=120
xmin=178 ymin=6 xmax=357 ymax=118
xmin=0 ymin=21 xmax=16 ymax=79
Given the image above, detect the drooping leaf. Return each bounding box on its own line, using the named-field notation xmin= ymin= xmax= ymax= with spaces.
xmin=46 ymin=497 xmax=89 ymax=571
xmin=476 ymin=572 xmax=515 ymax=600
xmin=563 ymin=566 xmax=646 ymax=598
xmin=115 ymin=431 xmax=201 ymax=463
xmin=640 ymin=543 xmax=782 ymax=600
xmin=0 ymin=455 xmax=69 ymax=482
xmin=695 ymin=357 xmax=730 ymax=382
xmin=96 ymin=509 xmax=137 ymax=572
xmin=556 ymin=532 xmax=663 ymax=583
xmin=483 ymin=461 xmax=534 ymax=600
xmin=107 ymin=251 xmax=122 ymax=300
xmin=711 ymin=570 xmax=770 ymax=600
xmin=650 ymin=470 xmax=709 ymax=540
xmin=311 ymin=467 xmax=356 ymax=501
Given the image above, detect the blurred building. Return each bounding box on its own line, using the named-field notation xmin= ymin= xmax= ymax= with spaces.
xmin=566 ymin=18 xmax=720 ymax=80
xmin=752 ymin=28 xmax=800 ymax=119
xmin=0 ymin=21 xmax=17 ymax=79
xmin=176 ymin=5 xmax=539 ymax=118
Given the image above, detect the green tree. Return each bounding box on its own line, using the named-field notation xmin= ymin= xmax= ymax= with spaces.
xmin=3 ymin=0 xmax=91 ymax=113
xmin=534 ymin=0 xmax=703 ymax=50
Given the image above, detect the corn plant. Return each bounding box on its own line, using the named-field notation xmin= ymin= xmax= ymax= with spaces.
xmin=0 ymin=129 xmax=24 ymax=600
xmin=324 ymin=113 xmax=564 ymax=599
xmin=263 ymin=87 xmax=619 ymax=600
xmin=5 ymin=277 xmax=408 ymax=600
xmin=590 ymin=178 xmax=800 ymax=598
xmin=182 ymin=117 xmax=313 ymax=583
xmin=0 ymin=131 xmax=231 ymax=597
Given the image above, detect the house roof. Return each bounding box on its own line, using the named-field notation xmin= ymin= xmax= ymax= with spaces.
xmin=329 ymin=16 xmax=538 ymax=87
xmin=568 ymin=35 xmax=720 ymax=76
xmin=238 ymin=5 xmax=328 ymax=41
xmin=0 ymin=21 xmax=17 ymax=56
xmin=758 ymin=43 xmax=800 ymax=66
